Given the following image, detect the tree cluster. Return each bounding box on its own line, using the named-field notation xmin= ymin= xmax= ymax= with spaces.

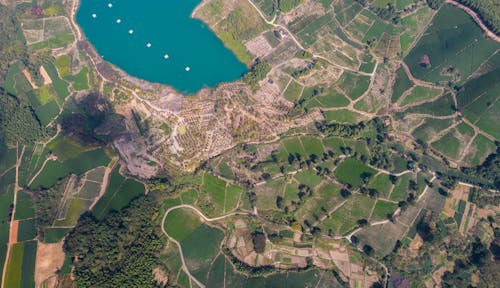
xmin=243 ymin=59 xmax=271 ymax=91
xmin=64 ymin=196 xmax=164 ymax=287
xmin=457 ymin=0 xmax=500 ymax=34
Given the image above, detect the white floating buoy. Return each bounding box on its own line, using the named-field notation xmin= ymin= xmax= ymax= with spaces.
xmin=163 ymin=54 xmax=169 ymax=59
xmin=108 ymin=3 xmax=113 ymax=8
xmin=116 ymin=19 xmax=121 ymax=24
xmin=185 ymin=66 xmax=190 ymax=72
xmin=128 ymin=29 xmax=134 ymax=34
xmin=92 ymin=13 xmax=97 ymax=18
xmin=146 ymin=43 xmax=152 ymax=48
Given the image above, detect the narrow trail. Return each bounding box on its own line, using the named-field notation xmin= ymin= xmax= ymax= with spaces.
xmin=160 ymin=205 xmax=252 ymax=288
xmin=1 ymin=145 xmax=25 ymax=288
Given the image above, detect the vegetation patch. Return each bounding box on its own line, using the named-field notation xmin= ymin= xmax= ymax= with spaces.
xmin=92 ymin=166 xmax=145 ymax=220
xmin=334 ymin=158 xmax=376 ymax=187
xmin=165 ymin=208 xmax=202 ymax=242
xmin=404 ymin=5 xmax=498 ymax=83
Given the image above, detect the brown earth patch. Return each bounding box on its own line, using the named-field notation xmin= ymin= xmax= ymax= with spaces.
xmin=9 ymin=220 xmax=19 ymax=244
xmin=39 ymin=66 xmax=52 ymax=85
xmin=22 ymin=69 xmax=38 ymax=89
xmin=35 ymin=242 xmax=65 ymax=288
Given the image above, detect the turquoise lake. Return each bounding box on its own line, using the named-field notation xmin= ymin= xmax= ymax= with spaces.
xmin=77 ymin=0 xmax=248 ymax=93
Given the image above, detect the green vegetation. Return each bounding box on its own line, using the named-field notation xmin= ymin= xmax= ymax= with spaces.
xmin=21 ymin=240 xmax=36 ymax=288
xmin=404 ymin=5 xmax=498 ymax=83
xmin=164 ymin=208 xmax=202 ymax=242
xmin=65 ymin=196 xmax=163 ymax=287
xmin=457 ymin=0 xmax=500 ymax=34
xmin=336 ymin=71 xmax=371 ymax=100
xmin=323 ymin=109 xmax=366 ymax=124
xmin=335 ymin=158 xmax=376 ymax=187
xmin=391 ymin=67 xmax=413 ymax=103
xmin=17 ymin=219 xmax=36 ymax=242
xmin=54 ymin=198 xmax=88 ymax=227
xmin=4 ymin=242 xmax=24 ymax=288
xmin=44 ymin=227 xmax=70 ymax=243
xmin=283 ymin=80 xmax=303 ymax=102
xmin=371 ymin=200 xmax=398 ymax=220
xmin=0 ymin=89 xmax=48 ymax=147
xmin=243 ymin=59 xmax=271 ymax=91
xmin=400 ymin=86 xmax=442 ymax=107
xmin=54 ymin=55 xmax=71 ymax=77
xmin=92 ymin=166 xmax=145 ymax=220
xmin=29 ymin=148 xmax=110 ymax=190
xmin=278 ymin=0 xmax=304 ymax=12
xmin=14 ymin=191 xmax=34 ymax=220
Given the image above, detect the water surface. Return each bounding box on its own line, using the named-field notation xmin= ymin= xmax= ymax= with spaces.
xmin=77 ymin=0 xmax=248 ymax=93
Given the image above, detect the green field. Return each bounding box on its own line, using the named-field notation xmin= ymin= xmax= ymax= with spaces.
xmin=67 ymin=67 xmax=89 ymax=91
xmin=411 ymin=118 xmax=454 ymax=142
xmin=35 ymin=100 xmax=60 ymax=126
xmin=336 ymin=71 xmax=371 ymax=100
xmin=43 ymin=227 xmax=71 ymax=243
xmin=55 ymin=55 xmax=71 ymax=77
xmin=323 ymin=109 xmax=365 ymax=124
xmin=202 ymin=173 xmax=227 ymax=210
xmin=164 ymin=208 xmax=202 ymax=242
xmin=305 ymin=87 xmax=350 ymax=109
xmin=21 ymin=240 xmax=37 ymax=288
xmin=334 ymin=158 xmax=376 ymax=187
xmin=404 ymin=4 xmax=498 ymax=83
xmin=390 ymin=174 xmax=411 ymax=201
xmin=403 ymin=93 xmax=455 ymax=116
xmin=299 ymin=136 xmax=324 ymax=156
xmin=182 ymin=224 xmax=225 ymax=280
xmin=14 ymin=191 xmax=34 ymax=220
xmin=29 ymin=148 xmax=110 ymax=190
xmin=282 ymin=137 xmax=306 ymax=156
xmin=371 ymin=200 xmax=398 ymax=221
xmin=4 ymin=242 xmax=24 ymax=288
xmin=432 ymin=130 xmax=461 ymax=159
xmin=17 ymin=219 xmax=36 ymax=242
xmin=92 ymin=166 xmax=145 ymax=220
xmin=54 ymin=198 xmax=88 ymax=227
xmin=368 ymin=174 xmax=393 ymax=198
xmin=42 ymin=63 xmax=70 ymax=100
xmin=283 ymin=79 xmax=303 ymax=102
xmin=400 ymin=86 xmax=442 ymax=107
xmin=391 ymin=67 xmax=413 ymax=103
xmin=320 ymin=194 xmax=375 ymax=235
xmin=294 ymin=170 xmax=323 ymax=188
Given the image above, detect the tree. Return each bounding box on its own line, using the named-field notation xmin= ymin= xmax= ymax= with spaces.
xmin=340 ymin=188 xmax=351 ymax=198
xmin=252 ymin=232 xmax=266 ymax=253
xmin=363 ymin=244 xmax=374 ymax=256
xmin=357 ymin=219 xmax=368 ymax=227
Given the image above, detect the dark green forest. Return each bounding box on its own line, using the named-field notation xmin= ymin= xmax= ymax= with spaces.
xmin=457 ymin=0 xmax=500 ymax=34
xmin=64 ymin=196 xmax=164 ymax=287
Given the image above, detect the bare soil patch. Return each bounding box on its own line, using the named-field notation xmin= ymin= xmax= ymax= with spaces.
xmin=9 ymin=220 xmax=19 ymax=244
xmin=40 ymin=66 xmax=53 ymax=85
xmin=35 ymin=242 xmax=65 ymax=288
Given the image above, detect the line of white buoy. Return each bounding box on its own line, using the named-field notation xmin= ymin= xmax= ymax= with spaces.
xmin=91 ymin=6 xmax=191 ymax=71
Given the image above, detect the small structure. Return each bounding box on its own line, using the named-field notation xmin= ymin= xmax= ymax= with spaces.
xmin=146 ymin=43 xmax=152 ymax=48
xmin=116 ymin=19 xmax=121 ymax=24
xmin=128 ymin=29 xmax=134 ymax=34
xmin=185 ymin=66 xmax=190 ymax=72
xmin=92 ymin=13 xmax=97 ymax=18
